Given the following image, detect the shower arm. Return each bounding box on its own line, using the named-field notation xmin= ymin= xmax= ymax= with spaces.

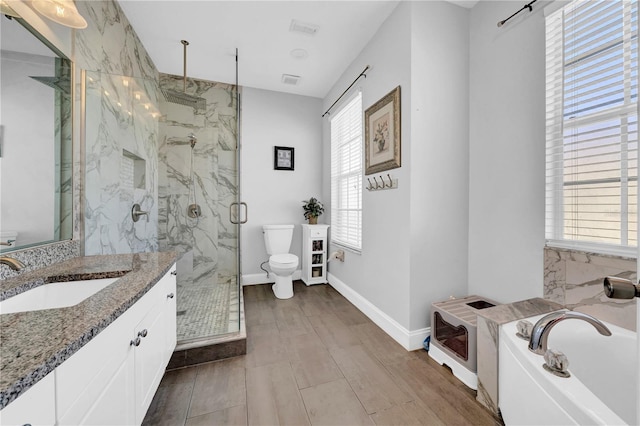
xmin=182 ymin=40 xmax=189 ymax=92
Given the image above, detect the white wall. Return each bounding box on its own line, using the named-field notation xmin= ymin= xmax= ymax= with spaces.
xmin=409 ymin=1 xmax=470 ymax=330
xmin=322 ymin=1 xmax=412 ymax=330
xmin=468 ymin=1 xmax=549 ymax=303
xmin=322 ymin=1 xmax=470 ymax=339
xmin=240 ymin=87 xmax=323 ymax=281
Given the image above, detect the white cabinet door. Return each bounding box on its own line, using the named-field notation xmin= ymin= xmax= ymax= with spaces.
xmin=164 ymin=270 xmax=177 ymax=360
xmin=56 ymin=286 xmax=139 ymax=426
xmin=0 ymin=373 xmax=55 ymax=426
xmin=75 ymin=357 xmax=135 ymax=426
xmin=133 ymin=266 xmax=175 ymax=425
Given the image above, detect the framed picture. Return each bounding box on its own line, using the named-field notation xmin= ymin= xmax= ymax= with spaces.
xmin=365 ymin=86 xmax=401 ymax=175
xmin=274 ymin=146 xmax=295 ymax=171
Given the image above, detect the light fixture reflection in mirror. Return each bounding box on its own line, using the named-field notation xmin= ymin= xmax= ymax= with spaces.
xmin=32 ymin=0 xmax=88 ymax=29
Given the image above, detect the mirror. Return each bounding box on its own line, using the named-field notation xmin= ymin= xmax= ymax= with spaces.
xmin=0 ymin=15 xmax=73 ymax=252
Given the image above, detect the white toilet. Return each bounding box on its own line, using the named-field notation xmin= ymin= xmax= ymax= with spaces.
xmin=263 ymin=224 xmax=298 ymax=299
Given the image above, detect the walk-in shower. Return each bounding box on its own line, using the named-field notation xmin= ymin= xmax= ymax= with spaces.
xmin=157 ymin=63 xmax=241 ymax=347
xmin=83 ymin=46 xmax=242 ymax=357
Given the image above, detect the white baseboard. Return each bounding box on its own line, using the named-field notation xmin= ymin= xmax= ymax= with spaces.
xmin=327 ymin=273 xmax=430 ymax=351
xmin=241 ymin=270 xmax=302 ymax=286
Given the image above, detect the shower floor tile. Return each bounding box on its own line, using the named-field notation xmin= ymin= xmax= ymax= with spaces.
xmin=177 ymin=274 xmax=239 ymax=341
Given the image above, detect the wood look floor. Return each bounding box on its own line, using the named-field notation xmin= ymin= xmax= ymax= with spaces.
xmin=143 ymin=282 xmax=502 ymax=426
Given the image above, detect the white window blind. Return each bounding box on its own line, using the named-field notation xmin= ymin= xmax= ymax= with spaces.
xmin=545 ymin=0 xmax=638 ymax=255
xmin=330 ymin=91 xmax=363 ymax=252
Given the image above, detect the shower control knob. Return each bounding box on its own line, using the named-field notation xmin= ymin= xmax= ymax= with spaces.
xmin=167 ymin=293 xmax=175 ymax=299
xmin=130 ymin=337 xmax=141 ymax=347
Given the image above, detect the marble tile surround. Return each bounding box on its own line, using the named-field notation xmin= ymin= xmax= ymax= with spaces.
xmin=84 ymin=70 xmax=159 ymax=255
xmin=77 ymin=0 xmax=160 ymax=257
xmin=475 ymin=298 xmax=562 ymax=418
xmin=544 ymin=247 xmax=636 ymax=331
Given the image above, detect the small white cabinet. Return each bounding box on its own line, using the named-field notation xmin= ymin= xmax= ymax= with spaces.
xmin=301 ymin=224 xmax=330 ymax=285
xmin=1 ymin=264 xmax=177 ymax=426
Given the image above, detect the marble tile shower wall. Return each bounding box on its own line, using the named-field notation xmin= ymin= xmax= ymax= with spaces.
xmin=79 ymin=0 xmax=160 ymax=256
xmin=2 ymin=0 xmax=159 ymax=273
xmin=544 ymin=247 xmax=637 ymax=331
xmin=84 ymin=71 xmax=159 ymax=255
xmin=158 ymin=74 xmax=238 ymax=286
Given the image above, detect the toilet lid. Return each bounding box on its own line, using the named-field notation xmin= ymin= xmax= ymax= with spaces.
xmin=270 ymin=254 xmax=298 ymax=265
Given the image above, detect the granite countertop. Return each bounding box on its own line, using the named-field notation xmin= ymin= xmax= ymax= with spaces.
xmin=0 ymin=251 xmax=177 ymax=410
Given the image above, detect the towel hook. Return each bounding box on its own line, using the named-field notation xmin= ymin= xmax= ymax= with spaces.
xmin=373 ymin=176 xmax=381 ymax=189
xmin=367 ymin=177 xmax=374 ymax=191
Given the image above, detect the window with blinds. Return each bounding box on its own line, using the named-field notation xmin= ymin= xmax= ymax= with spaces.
xmin=330 ymin=92 xmax=363 ymax=252
xmin=545 ymin=0 xmax=638 ymax=255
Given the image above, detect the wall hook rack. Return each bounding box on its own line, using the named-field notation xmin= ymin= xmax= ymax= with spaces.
xmin=366 ymin=173 xmax=398 ymax=191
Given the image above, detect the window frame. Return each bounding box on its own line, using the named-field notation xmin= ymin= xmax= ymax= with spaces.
xmin=330 ymin=90 xmax=363 ymax=253
xmin=545 ymin=0 xmax=638 ymax=257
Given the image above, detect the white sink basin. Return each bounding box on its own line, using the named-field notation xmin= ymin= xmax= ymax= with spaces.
xmin=0 ymin=278 xmax=119 ymax=314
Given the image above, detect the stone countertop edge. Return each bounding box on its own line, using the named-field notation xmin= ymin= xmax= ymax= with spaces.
xmin=476 ymin=297 xmax=564 ymax=325
xmin=0 ymin=252 xmax=178 ymax=410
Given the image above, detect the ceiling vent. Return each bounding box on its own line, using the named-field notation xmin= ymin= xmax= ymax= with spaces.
xmin=289 ymin=19 xmax=319 ymax=36
xmin=282 ymin=74 xmax=301 ymax=85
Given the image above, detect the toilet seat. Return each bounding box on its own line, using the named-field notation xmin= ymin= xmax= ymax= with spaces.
xmin=270 ymin=253 xmax=298 ymax=267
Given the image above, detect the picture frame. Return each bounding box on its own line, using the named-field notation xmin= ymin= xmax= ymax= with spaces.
xmin=274 ymin=146 xmax=295 ymax=171
xmin=364 ymin=86 xmax=401 ymax=175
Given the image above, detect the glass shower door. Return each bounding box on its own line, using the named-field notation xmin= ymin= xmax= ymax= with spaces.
xmin=157 ymin=74 xmax=241 ymax=345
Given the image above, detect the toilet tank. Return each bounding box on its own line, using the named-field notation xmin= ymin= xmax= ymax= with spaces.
xmin=263 ymin=224 xmax=294 ymax=255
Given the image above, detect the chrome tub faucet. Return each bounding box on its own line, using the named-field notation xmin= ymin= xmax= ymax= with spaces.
xmin=528 ymin=311 xmax=612 ymax=355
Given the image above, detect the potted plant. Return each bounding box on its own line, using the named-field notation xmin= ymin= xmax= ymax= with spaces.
xmin=302 ymin=197 xmax=324 ymax=224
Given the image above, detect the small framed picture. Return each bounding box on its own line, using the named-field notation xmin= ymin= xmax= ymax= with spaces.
xmin=274 ymin=146 xmax=295 ymax=171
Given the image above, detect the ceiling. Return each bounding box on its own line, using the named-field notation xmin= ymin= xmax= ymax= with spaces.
xmin=119 ymin=1 xmax=479 ymax=99
xmin=118 ymin=0 xmax=405 ymax=99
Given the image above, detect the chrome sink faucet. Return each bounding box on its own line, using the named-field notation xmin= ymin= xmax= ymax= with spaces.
xmin=528 ymin=311 xmax=612 ymax=355
xmin=0 ymin=256 xmax=26 ymax=271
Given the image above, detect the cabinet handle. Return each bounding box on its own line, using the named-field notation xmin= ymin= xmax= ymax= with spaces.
xmin=138 ymin=329 xmax=148 ymax=338
xmin=170 ymin=270 xmax=177 ymax=276
xmin=167 ymin=293 xmax=175 ymax=299
xmin=130 ymin=337 xmax=141 ymax=347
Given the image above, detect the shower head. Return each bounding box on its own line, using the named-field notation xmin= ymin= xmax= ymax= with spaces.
xmin=189 ymin=133 xmax=197 ymax=148
xmin=161 ymin=88 xmax=206 ymax=110
xmin=160 ymin=39 xmax=206 ymax=110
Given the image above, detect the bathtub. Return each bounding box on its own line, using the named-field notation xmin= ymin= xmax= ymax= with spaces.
xmin=499 ymin=311 xmax=637 ymax=425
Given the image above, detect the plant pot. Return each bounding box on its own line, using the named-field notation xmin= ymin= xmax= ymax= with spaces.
xmin=308 ymin=216 xmax=318 ymax=225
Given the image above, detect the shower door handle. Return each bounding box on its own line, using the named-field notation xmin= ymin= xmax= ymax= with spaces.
xmin=230 ymin=202 xmax=248 ymax=224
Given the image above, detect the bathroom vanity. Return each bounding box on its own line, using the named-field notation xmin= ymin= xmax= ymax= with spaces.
xmin=0 ymin=252 xmax=177 ymax=425
xmin=301 ymin=224 xmax=330 ymax=285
